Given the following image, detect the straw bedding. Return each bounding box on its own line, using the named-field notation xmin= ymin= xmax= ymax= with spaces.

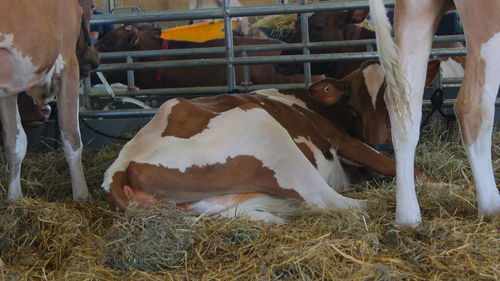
xmin=0 ymin=118 xmax=498 ymax=280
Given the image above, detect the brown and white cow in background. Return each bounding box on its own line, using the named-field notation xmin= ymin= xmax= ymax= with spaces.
xmin=94 ymin=25 xmax=320 ymax=89
xmin=276 ymin=9 xmax=465 ymax=82
xmin=368 ymin=0 xmax=500 ymax=226
xmin=102 ymin=62 xmax=402 ymax=223
xmin=0 ymin=0 xmax=100 ymax=201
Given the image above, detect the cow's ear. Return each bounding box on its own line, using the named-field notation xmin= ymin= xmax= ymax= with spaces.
xmin=308 ymin=78 xmax=346 ymax=105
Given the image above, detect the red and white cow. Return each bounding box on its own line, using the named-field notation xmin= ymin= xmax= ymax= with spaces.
xmin=0 ymin=0 xmax=99 ymax=201
xmin=369 ymin=0 xmax=500 ymax=226
xmin=102 ymin=62 xmax=402 ymax=223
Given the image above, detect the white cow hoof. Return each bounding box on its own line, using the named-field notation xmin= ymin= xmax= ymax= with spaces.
xmin=478 ymin=204 xmax=500 ymax=218
xmin=73 ymin=191 xmax=91 ymax=201
xmin=344 ymin=198 xmax=367 ymax=210
xmin=395 ymin=216 xmax=422 ymax=228
xmin=7 ymin=193 xmax=23 ymax=202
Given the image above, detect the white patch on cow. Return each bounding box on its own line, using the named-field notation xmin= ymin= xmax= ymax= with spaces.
xmin=480 ymin=32 xmax=500 ymax=104
xmin=0 ymin=33 xmax=41 ymax=95
xmin=53 ymin=54 xmax=66 ymax=75
xmin=15 ymin=121 xmax=27 ymax=159
xmin=254 ymin=88 xmax=308 ymax=109
xmin=103 ymin=101 xmax=365 ymax=210
xmin=7 ymin=119 xmax=27 ymax=201
xmin=221 ymin=195 xmax=293 ymax=224
xmin=293 ymin=136 xmax=350 ymax=191
xmin=440 ymin=57 xmax=464 ymax=79
xmin=362 ymin=63 xmax=385 ymax=109
xmin=60 ymin=130 xmax=89 ymax=200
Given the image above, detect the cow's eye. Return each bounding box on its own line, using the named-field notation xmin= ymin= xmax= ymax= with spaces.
xmin=323 ymin=85 xmax=331 ymax=93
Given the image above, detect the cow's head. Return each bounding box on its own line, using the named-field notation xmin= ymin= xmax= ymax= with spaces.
xmin=18 ymin=92 xmax=52 ymax=129
xmin=275 ymin=9 xmax=371 ymax=77
xmin=308 ymin=61 xmax=391 ymax=150
xmin=76 ymin=0 xmax=100 ymax=76
xmin=95 ymin=24 xmax=162 ymax=53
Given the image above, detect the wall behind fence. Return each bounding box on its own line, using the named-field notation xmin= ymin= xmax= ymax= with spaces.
xmin=97 ymin=0 xmax=323 ymax=13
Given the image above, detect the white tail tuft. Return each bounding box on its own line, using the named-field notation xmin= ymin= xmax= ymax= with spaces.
xmin=369 ymin=0 xmax=411 ymax=132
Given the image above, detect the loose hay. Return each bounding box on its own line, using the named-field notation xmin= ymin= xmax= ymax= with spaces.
xmin=102 ymin=203 xmax=193 ymax=272
xmin=252 ymin=14 xmax=297 ymax=41
xmin=0 ymin=118 xmax=498 ymax=280
xmin=0 ymin=199 xmax=87 ymax=270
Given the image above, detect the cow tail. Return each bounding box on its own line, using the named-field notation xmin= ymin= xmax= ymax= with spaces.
xmin=368 ymin=0 xmax=410 ymax=130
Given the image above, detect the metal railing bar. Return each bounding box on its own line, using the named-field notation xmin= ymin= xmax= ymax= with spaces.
xmin=81 ymin=110 xmax=157 ymax=118
xmin=80 ymin=98 xmax=500 ymax=119
xmin=223 ymin=0 xmax=236 ymax=91
xmin=95 ymin=48 xmax=467 ymax=72
xmin=98 ymin=35 xmax=465 ymax=60
xmin=300 ymin=0 xmax=312 ymax=85
xmin=90 ymin=1 xmax=395 ymax=25
xmin=442 ymin=78 xmax=462 ymax=84
xmin=87 ymin=83 xmax=306 ymax=98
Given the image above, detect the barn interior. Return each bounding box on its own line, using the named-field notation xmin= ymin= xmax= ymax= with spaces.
xmin=1 ymin=0 xmax=499 ymax=280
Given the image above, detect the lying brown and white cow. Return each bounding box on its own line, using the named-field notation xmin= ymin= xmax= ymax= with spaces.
xmin=102 ymin=62 xmax=399 ymax=223
xmin=0 ymin=0 xmax=99 ymax=201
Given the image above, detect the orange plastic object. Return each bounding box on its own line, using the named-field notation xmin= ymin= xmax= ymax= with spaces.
xmin=160 ymin=20 xmax=238 ymax=42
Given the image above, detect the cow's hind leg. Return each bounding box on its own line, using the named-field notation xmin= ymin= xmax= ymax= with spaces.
xmin=388 ymin=0 xmax=449 ymax=226
xmin=454 ymin=1 xmax=500 ymax=217
xmin=0 ymin=95 xmax=27 ymax=201
xmin=57 ymin=60 xmax=89 ymax=200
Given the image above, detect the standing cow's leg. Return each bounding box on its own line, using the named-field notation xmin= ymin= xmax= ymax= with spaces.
xmin=57 ymin=59 xmax=89 ymax=200
xmin=454 ymin=0 xmax=500 ymax=217
xmin=387 ymin=0 xmax=449 ymax=226
xmin=0 ymin=95 xmax=27 ymax=201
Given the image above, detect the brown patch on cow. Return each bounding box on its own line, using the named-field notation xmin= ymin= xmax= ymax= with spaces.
xmin=425 ymin=60 xmax=441 ymax=87
xmin=238 ymin=103 xmax=262 ymax=111
xmin=162 ymin=98 xmax=217 ymax=138
xmin=296 ymin=142 xmax=317 ymax=168
xmin=123 ymin=156 xmax=303 ymax=204
xmin=453 ymin=1 xmax=497 ymax=145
